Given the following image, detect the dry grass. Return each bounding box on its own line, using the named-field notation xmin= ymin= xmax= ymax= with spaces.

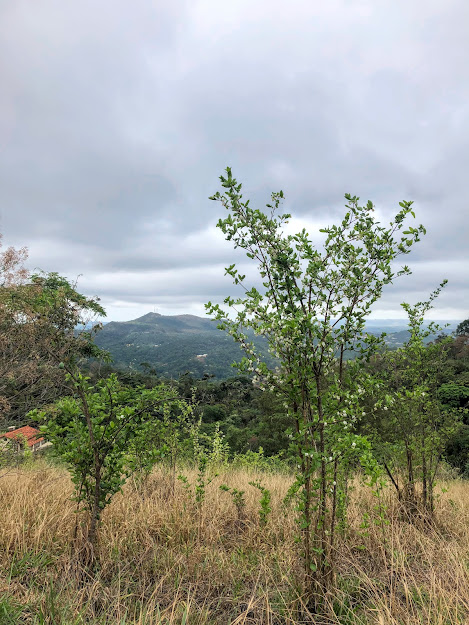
xmin=1 ymin=463 xmax=469 ymax=624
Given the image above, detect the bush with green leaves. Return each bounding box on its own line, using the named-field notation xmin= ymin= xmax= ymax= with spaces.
xmin=219 ymin=484 xmax=246 ymax=522
xmin=249 ymin=480 xmax=272 ymax=527
xmin=127 ymin=397 xmax=194 ymax=495
xmin=34 ymin=372 xmax=189 ymax=554
xmin=364 ymin=285 xmax=459 ymax=516
xmin=178 ymin=417 xmax=219 ymax=512
xmin=231 ymin=447 xmax=291 ymax=474
xmin=206 ymin=167 xmax=424 ymax=609
xmin=438 ymin=382 xmax=469 ymax=410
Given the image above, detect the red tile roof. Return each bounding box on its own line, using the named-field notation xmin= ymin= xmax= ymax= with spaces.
xmin=1 ymin=426 xmax=44 ymax=447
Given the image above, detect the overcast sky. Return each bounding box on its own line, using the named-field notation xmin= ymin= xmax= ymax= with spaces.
xmin=1 ymin=0 xmax=467 ymax=322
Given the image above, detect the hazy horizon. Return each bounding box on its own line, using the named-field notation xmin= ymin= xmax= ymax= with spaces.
xmin=97 ymin=309 xmax=462 ymax=328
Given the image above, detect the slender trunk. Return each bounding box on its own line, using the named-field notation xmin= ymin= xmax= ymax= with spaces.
xmin=383 ymin=461 xmax=401 ymax=499
xmin=428 ymin=454 xmax=440 ymax=516
xmin=297 ymin=392 xmax=313 ymax=606
xmin=405 ymin=444 xmax=415 ymax=501
xmin=72 ymin=482 xmax=84 ymax=542
xmin=303 ymin=457 xmax=313 ymax=595
xmin=404 ymin=443 xmax=418 ymax=519
xmin=170 ymin=446 xmax=177 ymax=496
xmin=429 ymin=482 xmax=434 ymax=514
xmin=421 ymin=447 xmax=428 ymax=510
xmin=88 ymin=461 xmax=102 ymax=553
xmin=328 ymin=459 xmax=338 ymax=587
xmin=76 ymin=379 xmax=102 ymax=557
xmin=319 ymin=421 xmax=328 ymax=576
xmin=406 ymin=447 xmax=414 ymax=494
xmin=310 ymin=375 xmax=331 ymax=612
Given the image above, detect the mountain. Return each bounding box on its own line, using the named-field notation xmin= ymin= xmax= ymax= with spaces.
xmin=365 ymin=321 xmax=458 ymax=348
xmin=94 ymin=312 xmax=273 ymax=379
xmin=94 ymin=313 xmax=458 ymax=380
xmin=364 ymin=320 xmax=459 ymax=335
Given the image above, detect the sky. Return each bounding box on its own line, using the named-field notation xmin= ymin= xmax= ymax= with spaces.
xmin=0 ymin=0 xmax=468 ymax=322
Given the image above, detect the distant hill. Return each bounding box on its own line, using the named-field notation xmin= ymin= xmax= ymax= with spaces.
xmin=94 ymin=313 xmax=458 ymax=380
xmin=364 ymin=320 xmax=458 ymax=335
xmin=365 ymin=321 xmax=458 ymax=348
xmin=94 ymin=312 xmax=274 ymax=379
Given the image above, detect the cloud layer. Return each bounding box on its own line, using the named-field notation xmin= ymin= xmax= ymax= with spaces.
xmin=0 ymin=0 xmax=467 ymax=320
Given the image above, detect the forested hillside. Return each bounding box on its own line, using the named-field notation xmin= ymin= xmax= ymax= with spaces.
xmin=93 ymin=311 xmax=458 ymax=379
xmin=93 ymin=311 xmax=275 ymax=378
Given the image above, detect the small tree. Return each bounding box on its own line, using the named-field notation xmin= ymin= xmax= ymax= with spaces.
xmin=365 ymin=284 xmax=459 ymax=517
xmin=127 ymin=395 xmax=194 ymax=494
xmin=0 ymin=236 xmax=33 ymax=419
xmin=456 ymin=319 xmax=469 ymax=337
xmin=206 ymin=168 xmax=424 ymax=611
xmin=0 ymin=266 xmax=105 ymax=422
xmin=35 ymin=373 xmax=189 ymax=557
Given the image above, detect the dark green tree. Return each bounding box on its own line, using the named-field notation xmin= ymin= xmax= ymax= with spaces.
xmin=456 ymin=319 xmax=469 ymax=336
xmin=34 ymin=373 xmax=189 ymax=557
xmin=0 ymin=266 xmax=105 ymax=424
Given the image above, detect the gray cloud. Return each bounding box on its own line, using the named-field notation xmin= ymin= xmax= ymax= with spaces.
xmin=0 ymin=0 xmax=467 ymax=321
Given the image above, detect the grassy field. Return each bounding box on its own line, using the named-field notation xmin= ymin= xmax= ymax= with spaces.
xmin=1 ymin=463 xmax=469 ymax=624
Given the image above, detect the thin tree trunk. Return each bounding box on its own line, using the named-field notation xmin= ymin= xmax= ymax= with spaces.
xmin=88 ymin=462 xmax=102 ymax=555
xmin=297 ymin=394 xmax=314 ymax=610
xmin=421 ymin=446 xmax=428 ymax=510
xmin=328 ymin=459 xmax=339 ymax=588
xmin=383 ymin=461 xmax=401 ymax=498
xmin=303 ymin=461 xmax=313 ymax=600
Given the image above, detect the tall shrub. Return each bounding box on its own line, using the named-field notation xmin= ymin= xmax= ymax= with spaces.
xmin=206 ymin=168 xmax=424 ymax=610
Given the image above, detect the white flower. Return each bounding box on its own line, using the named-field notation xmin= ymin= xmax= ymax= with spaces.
xmin=383 ymin=406 xmax=388 ymax=411
xmin=351 ymin=442 xmax=356 ymax=448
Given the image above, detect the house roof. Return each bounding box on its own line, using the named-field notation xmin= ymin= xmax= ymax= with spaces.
xmin=1 ymin=426 xmax=44 ymax=447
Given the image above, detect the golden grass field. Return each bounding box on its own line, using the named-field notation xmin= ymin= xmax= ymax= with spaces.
xmin=1 ymin=463 xmax=469 ymax=624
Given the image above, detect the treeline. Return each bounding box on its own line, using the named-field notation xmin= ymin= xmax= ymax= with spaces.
xmin=83 ymin=334 xmax=469 ymax=477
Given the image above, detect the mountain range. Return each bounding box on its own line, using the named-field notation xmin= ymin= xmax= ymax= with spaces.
xmin=93 ymin=312 xmax=458 ymax=379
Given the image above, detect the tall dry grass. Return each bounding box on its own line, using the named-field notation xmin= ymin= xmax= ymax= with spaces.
xmin=1 ymin=463 xmax=469 ymax=624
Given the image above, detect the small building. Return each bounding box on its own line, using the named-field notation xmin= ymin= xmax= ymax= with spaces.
xmin=0 ymin=426 xmax=47 ymax=453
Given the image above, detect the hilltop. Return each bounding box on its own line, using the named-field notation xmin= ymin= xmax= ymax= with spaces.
xmin=94 ymin=312 xmax=272 ymax=378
